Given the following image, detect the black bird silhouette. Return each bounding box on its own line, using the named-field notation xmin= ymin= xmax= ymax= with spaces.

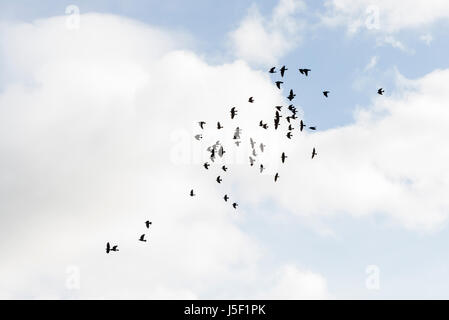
xmin=280 ymin=66 xmax=287 ymax=77
xmin=218 ymin=146 xmax=225 ymax=157
xmin=286 ymin=116 xmax=292 ymax=123
xmin=235 ymin=141 xmax=241 ymax=147
xmin=139 ymin=234 xmax=147 ymax=242
xmin=230 ymin=107 xmax=237 ymax=119
xmin=233 ymin=127 xmax=242 ymax=139
xmin=199 ymin=121 xmax=206 ymax=129
xmin=222 ymin=165 xmax=228 ymax=172
xmin=287 ymin=132 xmax=293 ymax=139
xmin=106 ymin=242 xmax=119 ymax=254
xmin=291 ymin=114 xmax=298 ymax=120
xmin=145 ymin=221 xmax=152 ymax=228
xmin=309 ymin=126 xmax=316 ymax=130
xmin=216 ymin=176 xmax=222 ymax=183
xmin=287 ymin=89 xmax=296 ymax=101
xmin=250 ymin=138 xmax=256 ymax=149
xmin=378 ymin=88 xmax=384 ymax=95
xmin=260 ymin=143 xmax=266 ymax=152
xmin=232 ymin=202 xmax=238 ymax=209
xmin=323 ymin=91 xmax=330 ymax=97
xmin=252 ymin=149 xmax=257 ymax=157
xmin=299 ymin=120 xmax=305 ymax=131
xmin=262 ymin=124 xmax=268 ymax=129
xmin=259 ymin=120 xmax=268 ymax=129
xmin=299 ymin=68 xmax=311 ymax=76
xmin=190 ymin=189 xmax=195 ymax=197
xmin=281 ymin=152 xmax=288 ymax=163
xmin=217 ymin=122 xmax=223 ymax=129
xmin=274 ymin=173 xmax=280 ymax=182
xmin=275 ymin=111 xmax=282 ymax=119
xmin=204 ymin=162 xmax=210 ymax=170
xmin=274 ymin=119 xmax=280 ymax=130
xmin=248 ymin=97 xmax=254 ymax=103
xmin=260 ymin=164 xmax=265 ymax=173
xmin=249 ymin=157 xmax=255 ymax=166
xmin=288 ymin=124 xmax=294 ymax=131
xmin=275 ymin=81 xmax=283 ymax=89
xmin=275 ymin=106 xmax=283 ymax=111
xmin=269 ymin=67 xmax=276 ymax=73
xmin=224 ymin=194 xmax=229 ymax=202
xmin=210 ymin=149 xmax=216 ymax=162
xmin=312 ymin=148 xmax=318 ymax=159
xmin=195 ymin=134 xmax=202 ymax=141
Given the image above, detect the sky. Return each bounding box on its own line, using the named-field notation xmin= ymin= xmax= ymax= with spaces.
xmin=0 ymin=0 xmax=449 ymax=299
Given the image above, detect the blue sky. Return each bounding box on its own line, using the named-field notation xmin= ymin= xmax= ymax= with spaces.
xmin=1 ymin=0 xmax=449 ymax=299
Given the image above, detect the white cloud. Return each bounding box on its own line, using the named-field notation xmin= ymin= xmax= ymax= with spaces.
xmin=323 ymin=0 xmax=449 ymax=33
xmin=232 ymin=68 xmax=449 ymax=231
xmin=261 ymin=265 xmax=331 ymax=299
xmin=0 ymin=13 xmax=330 ymax=299
xmin=376 ymin=35 xmax=413 ymax=53
xmin=228 ymin=0 xmax=306 ymax=66
xmin=420 ymin=33 xmax=434 ymax=46
xmin=364 ymin=56 xmax=378 ymax=71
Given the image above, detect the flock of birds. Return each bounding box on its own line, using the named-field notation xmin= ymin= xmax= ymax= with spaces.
xmin=190 ymin=65 xmax=386 ymax=212
xmin=105 ymin=65 xmax=386 ymax=253
xmin=105 ymin=220 xmax=152 ymax=254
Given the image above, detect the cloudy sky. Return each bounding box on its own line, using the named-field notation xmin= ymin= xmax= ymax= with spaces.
xmin=0 ymin=0 xmax=449 ymax=299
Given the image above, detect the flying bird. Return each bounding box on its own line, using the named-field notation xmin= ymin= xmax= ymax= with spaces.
xmin=274 ymin=119 xmax=280 ymax=130
xmin=309 ymin=126 xmax=316 ymax=130
xmin=139 ymin=234 xmax=147 ymax=242
xmin=217 ymin=122 xmax=223 ymax=129
xmin=145 ymin=221 xmax=152 ymax=229
xmin=190 ymin=189 xmax=195 ymax=197
xmin=299 ymin=120 xmax=305 ymax=131
xmin=323 ymin=91 xmax=330 ymax=98
xmin=288 ymin=124 xmax=294 ymax=131
xmin=280 ymin=66 xmax=287 ymax=77
xmin=250 ymin=138 xmax=256 ymax=149
xmin=224 ymin=194 xmax=229 ymax=202
xmin=281 ymin=152 xmax=288 ymax=163
xmin=312 ymin=148 xmax=318 ymax=159
xmin=260 ymin=143 xmax=266 ymax=152
xmin=275 ymin=106 xmax=283 ymax=111
xmin=233 ymin=127 xmax=242 ymax=140
xmin=195 ymin=134 xmax=202 ymax=141
xmin=230 ymin=107 xmax=238 ymax=119
xmin=218 ymin=146 xmax=225 ymax=157
xmin=287 ymin=89 xmax=296 ymax=101
xmin=275 ymin=81 xmax=283 ymax=89
xmin=249 ymin=157 xmax=255 ymax=166
xmin=232 ymin=203 xmax=238 ymax=209
xmin=252 ymin=149 xmax=257 ymax=157
xmin=235 ymin=141 xmax=241 ymax=147
xmin=204 ymin=162 xmax=210 ymax=170
xmin=287 ymin=132 xmax=293 ymax=139
xmin=199 ymin=121 xmax=206 ymax=129
xmin=378 ymin=88 xmax=385 ymax=95
xmin=274 ymin=173 xmax=280 ymax=182
xmin=299 ymin=68 xmax=311 ymax=76
xmin=106 ymin=242 xmax=119 ymax=254
xmin=216 ymin=176 xmax=222 ymax=184
xmin=269 ymin=67 xmax=276 ymax=73
xmin=222 ymin=165 xmax=228 ymax=172
xmin=260 ymin=164 xmax=265 ymax=173
xmin=248 ymin=97 xmax=254 ymax=103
